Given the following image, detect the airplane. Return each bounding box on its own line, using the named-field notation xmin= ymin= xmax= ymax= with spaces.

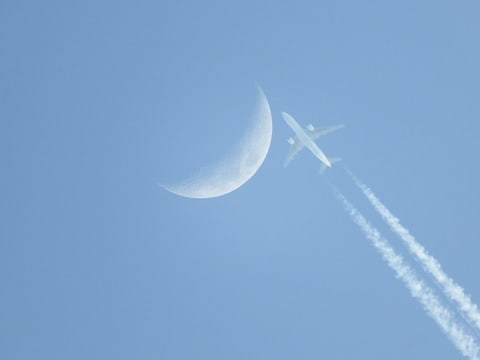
xmin=282 ymin=111 xmax=344 ymax=173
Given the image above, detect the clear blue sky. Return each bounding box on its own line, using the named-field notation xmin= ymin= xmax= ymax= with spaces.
xmin=2 ymin=1 xmax=480 ymax=359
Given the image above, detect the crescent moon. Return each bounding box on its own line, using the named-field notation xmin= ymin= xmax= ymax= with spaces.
xmin=160 ymin=87 xmax=272 ymax=199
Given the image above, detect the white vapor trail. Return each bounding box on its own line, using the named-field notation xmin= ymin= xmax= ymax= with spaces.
xmin=348 ymin=170 xmax=480 ymax=333
xmin=335 ymin=191 xmax=479 ymax=359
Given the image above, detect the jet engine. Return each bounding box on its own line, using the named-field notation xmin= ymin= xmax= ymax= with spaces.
xmin=287 ymin=137 xmax=295 ymax=145
xmin=307 ymin=124 xmax=314 ymax=131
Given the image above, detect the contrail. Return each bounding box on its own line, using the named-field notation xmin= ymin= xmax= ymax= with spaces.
xmin=335 ymin=191 xmax=479 ymax=359
xmin=347 ymin=169 xmax=480 ymax=333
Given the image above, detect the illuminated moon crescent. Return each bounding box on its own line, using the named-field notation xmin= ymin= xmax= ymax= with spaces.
xmin=160 ymin=87 xmax=272 ymax=199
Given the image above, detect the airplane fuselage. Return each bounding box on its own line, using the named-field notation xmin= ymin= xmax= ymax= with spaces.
xmin=282 ymin=112 xmax=332 ymax=167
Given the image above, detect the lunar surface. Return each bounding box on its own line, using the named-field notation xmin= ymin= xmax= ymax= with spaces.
xmin=160 ymin=87 xmax=272 ymax=199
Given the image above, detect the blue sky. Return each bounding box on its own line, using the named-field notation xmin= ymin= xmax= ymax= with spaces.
xmin=3 ymin=1 xmax=480 ymax=359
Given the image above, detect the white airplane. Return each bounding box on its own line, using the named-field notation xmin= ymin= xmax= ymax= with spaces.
xmin=282 ymin=112 xmax=344 ymax=173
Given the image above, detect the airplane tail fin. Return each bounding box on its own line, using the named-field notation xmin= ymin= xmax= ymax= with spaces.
xmin=320 ymin=157 xmax=342 ymax=174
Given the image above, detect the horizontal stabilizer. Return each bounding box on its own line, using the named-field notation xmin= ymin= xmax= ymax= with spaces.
xmin=319 ymin=157 xmax=342 ymax=174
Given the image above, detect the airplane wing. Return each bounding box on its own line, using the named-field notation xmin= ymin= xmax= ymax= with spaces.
xmin=307 ymin=124 xmax=345 ymax=141
xmin=284 ymin=138 xmax=304 ymax=167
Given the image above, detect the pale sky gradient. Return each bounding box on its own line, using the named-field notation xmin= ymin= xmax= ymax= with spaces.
xmin=2 ymin=1 xmax=480 ymax=359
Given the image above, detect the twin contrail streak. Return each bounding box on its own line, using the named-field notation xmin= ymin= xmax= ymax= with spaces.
xmin=335 ymin=191 xmax=480 ymax=359
xmin=347 ymin=170 xmax=480 ymax=334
